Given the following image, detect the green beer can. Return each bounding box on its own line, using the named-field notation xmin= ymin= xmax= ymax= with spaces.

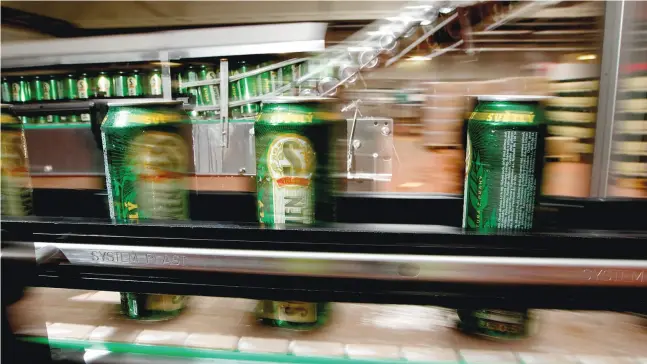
xmin=30 ymin=76 xmax=46 ymax=101
xmin=198 ymin=65 xmax=219 ymax=106
xmin=147 ymin=69 xmax=163 ymax=96
xmin=77 ymin=73 xmax=90 ymax=99
xmin=93 ymin=71 xmax=112 ymax=97
xmin=1 ymin=104 xmax=33 ymax=217
xmin=43 ymin=76 xmax=60 ymax=101
xmin=121 ymin=293 xmax=188 ymax=321
xmin=462 ymin=95 xmax=546 ymax=231
xmin=460 ymin=95 xmax=547 ymax=340
xmin=102 ymin=101 xmax=192 ymax=320
xmin=113 ymin=71 xmax=128 ymax=97
xmin=63 ymin=74 xmax=78 ymax=100
xmin=237 ymin=61 xmax=259 ymax=116
xmin=256 ymin=62 xmax=273 ymax=96
xmin=457 ymin=309 xmax=538 ymax=341
xmin=2 ymin=77 xmax=12 ymax=102
xmin=11 ymin=77 xmax=31 ymax=103
xmin=184 ymin=66 xmax=201 ymax=104
xmin=255 ymin=97 xmax=343 ymax=330
xmin=127 ymin=70 xmax=143 ymax=97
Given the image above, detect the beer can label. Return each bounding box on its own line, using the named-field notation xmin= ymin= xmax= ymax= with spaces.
xmin=127 ymin=131 xmax=189 ymax=220
xmin=43 ymin=83 xmax=52 ymax=100
xmin=57 ymin=82 xmax=65 ymax=97
xmin=149 ymin=74 xmax=162 ymax=96
xmin=98 ymin=77 xmax=111 ymax=93
xmin=11 ymin=83 xmax=20 ymax=101
xmin=127 ymin=76 xmax=139 ymax=96
xmin=81 ymin=113 xmax=91 ymax=122
xmin=266 ymin=134 xmax=315 ymax=224
xmin=77 ymin=79 xmax=89 ymax=99
xmin=46 ymin=115 xmax=53 ymax=123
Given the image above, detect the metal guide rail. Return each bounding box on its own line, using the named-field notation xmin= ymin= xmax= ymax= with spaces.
xmin=2 ymin=217 xmax=647 ymax=302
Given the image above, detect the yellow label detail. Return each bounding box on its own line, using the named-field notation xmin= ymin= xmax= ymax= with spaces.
xmin=470 ymin=111 xmax=535 ymax=123
xmin=0 ymin=114 xmax=19 ymax=124
xmin=262 ymin=112 xmax=341 ymax=124
xmin=124 ymin=112 xmax=185 ymax=125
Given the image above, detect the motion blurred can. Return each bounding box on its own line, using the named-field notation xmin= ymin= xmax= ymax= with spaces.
xmin=127 ymin=70 xmax=143 ymax=97
xmin=30 ymin=76 xmax=46 ymax=101
xmin=237 ymin=60 xmax=259 ymax=116
xmin=77 ymin=73 xmax=90 ymax=99
xmin=43 ymin=76 xmax=60 ymax=101
xmin=2 ymin=77 xmax=12 ymax=102
xmin=93 ymin=71 xmax=112 ymax=97
xmin=184 ymin=66 xmax=201 ymax=104
xmin=462 ymin=96 xmax=546 ymax=231
xmin=459 ymin=95 xmax=546 ymax=340
xmin=113 ymin=71 xmax=128 ymax=97
xmin=102 ymin=101 xmax=192 ymax=320
xmin=63 ymin=74 xmax=79 ymax=100
xmin=198 ymin=65 xmax=219 ymax=106
xmin=457 ymin=309 xmax=538 ymax=340
xmin=256 ymin=62 xmax=273 ymax=95
xmin=11 ymin=77 xmax=31 ymax=102
xmin=147 ymin=69 xmax=163 ymax=96
xmin=1 ymin=104 xmax=33 ymax=217
xmin=121 ymin=293 xmax=188 ymax=321
xmin=255 ymin=97 xmax=343 ymax=330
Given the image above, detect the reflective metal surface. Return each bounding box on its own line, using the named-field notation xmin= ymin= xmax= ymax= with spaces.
xmin=33 ymin=242 xmax=647 ymax=287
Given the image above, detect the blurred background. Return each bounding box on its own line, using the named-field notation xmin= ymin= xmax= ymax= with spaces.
xmin=2 ymin=1 xmax=647 ymax=364
xmin=2 ymin=0 xmax=645 ymax=199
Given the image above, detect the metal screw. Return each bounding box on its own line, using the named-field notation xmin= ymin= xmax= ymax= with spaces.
xmin=44 ymin=165 xmax=53 ymax=172
xmin=372 ymin=153 xmax=379 ymax=158
xmin=239 ymin=168 xmax=246 ymax=174
xmin=249 ymin=128 xmax=255 ymax=136
xmin=381 ymin=126 xmax=391 ymax=136
xmin=352 ymin=140 xmax=361 ymax=149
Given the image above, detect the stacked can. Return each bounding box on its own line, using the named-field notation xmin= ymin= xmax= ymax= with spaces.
xmin=459 ymin=95 xmax=547 ymax=340
xmin=236 ymin=60 xmax=259 ymax=117
xmin=43 ymin=76 xmax=61 ymax=122
xmin=198 ymin=65 xmax=219 ymax=119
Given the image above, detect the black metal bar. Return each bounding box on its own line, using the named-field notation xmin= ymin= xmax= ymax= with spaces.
xmin=4 ymin=217 xmax=647 ymax=259
xmin=33 ymin=266 xmax=646 ymax=310
xmin=30 ymin=188 xmax=647 ymax=231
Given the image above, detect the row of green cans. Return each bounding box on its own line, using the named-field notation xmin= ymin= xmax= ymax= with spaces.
xmin=1 ymin=70 xmax=162 ymax=103
xmin=460 ymin=95 xmax=548 ymax=340
xmin=101 ymin=101 xmax=193 ymax=320
xmin=20 ymin=113 xmax=91 ymax=124
xmin=254 ymin=97 xmax=345 ymax=329
xmin=175 ymin=61 xmax=307 ymax=118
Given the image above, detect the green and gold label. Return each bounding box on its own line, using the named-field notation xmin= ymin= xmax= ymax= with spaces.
xmin=126 ymin=131 xmax=188 ymax=220
xmin=97 ymin=77 xmax=111 ymax=93
xmin=77 ymin=79 xmax=89 ymax=98
xmin=42 ymin=83 xmax=52 ymax=100
xmin=263 ymin=134 xmax=315 ymax=224
xmin=469 ymin=111 xmax=535 ymax=123
xmin=127 ymin=76 xmax=139 ymax=96
xmin=149 ymin=74 xmax=162 ymax=96
xmin=115 ymin=110 xmax=186 ymax=125
xmin=11 ymin=83 xmax=20 ymax=101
